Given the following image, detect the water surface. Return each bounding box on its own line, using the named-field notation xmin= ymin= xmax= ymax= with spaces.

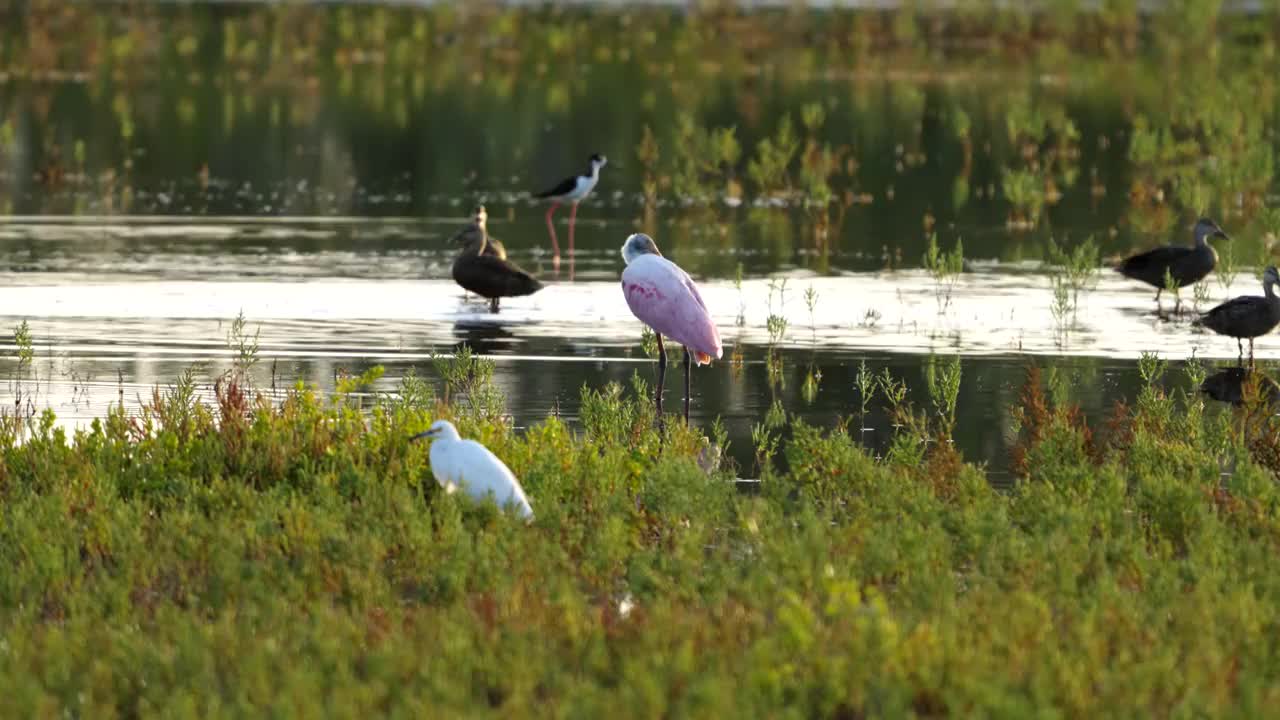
xmin=2 ymin=3 xmax=1277 ymax=477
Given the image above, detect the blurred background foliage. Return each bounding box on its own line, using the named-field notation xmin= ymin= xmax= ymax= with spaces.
xmin=1 ymin=1 xmax=1279 ymax=271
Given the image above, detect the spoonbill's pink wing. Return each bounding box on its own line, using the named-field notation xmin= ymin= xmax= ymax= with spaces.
xmin=622 ymin=255 xmax=722 ymax=364
xmin=678 ymin=270 xmax=722 ymax=361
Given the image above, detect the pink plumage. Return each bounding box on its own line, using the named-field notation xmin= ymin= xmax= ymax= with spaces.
xmin=621 ymin=242 xmax=722 ymax=365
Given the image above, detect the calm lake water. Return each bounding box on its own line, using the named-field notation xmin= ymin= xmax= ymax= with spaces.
xmin=1 ymin=3 xmax=1277 ymax=477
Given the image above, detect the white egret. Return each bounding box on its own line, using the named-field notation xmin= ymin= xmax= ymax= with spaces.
xmin=411 ymin=420 xmax=534 ymax=520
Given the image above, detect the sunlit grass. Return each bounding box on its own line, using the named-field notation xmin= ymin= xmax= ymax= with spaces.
xmin=0 ymin=342 xmax=1278 ymax=713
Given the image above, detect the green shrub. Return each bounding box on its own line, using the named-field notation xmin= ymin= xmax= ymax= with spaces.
xmin=1 ymin=359 xmax=1280 ymax=715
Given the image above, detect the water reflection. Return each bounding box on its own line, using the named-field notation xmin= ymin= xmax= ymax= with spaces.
xmin=1200 ymin=367 xmax=1280 ymax=408
xmin=5 ymin=2 xmax=1280 ymax=482
xmin=3 ymin=4 xmax=1279 ymax=276
xmin=452 ymin=321 xmax=518 ymax=355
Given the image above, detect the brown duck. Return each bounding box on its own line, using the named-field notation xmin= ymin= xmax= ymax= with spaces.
xmin=1117 ymin=217 xmax=1226 ymax=313
xmin=449 ymin=205 xmax=507 ymax=259
xmin=450 ymin=207 xmax=542 ymax=313
xmin=1196 ymin=266 xmax=1280 ymax=363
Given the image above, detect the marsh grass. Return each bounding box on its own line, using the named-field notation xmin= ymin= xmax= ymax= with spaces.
xmin=640 ymin=326 xmax=659 ymax=358
xmin=3 ymin=321 xmax=41 ymax=442
xmin=923 ymin=233 xmax=964 ymax=313
xmin=1215 ymin=232 xmax=1238 ymax=291
xmin=672 ymin=114 xmax=741 ymax=204
xmin=924 ymin=354 xmax=962 ymax=434
xmin=853 ymin=358 xmax=875 ymax=444
xmin=801 ymin=286 xmax=821 ymax=404
xmin=1 ymin=349 xmax=1280 ymax=714
xmin=1047 ymin=236 xmax=1099 ymax=311
xmin=765 ymin=278 xmax=789 ymax=393
xmin=431 ymin=345 xmax=505 ymax=422
xmin=11 ymin=3 xmax=1280 ymax=712
xmin=747 ymin=115 xmax=798 ymax=200
xmin=1002 ymin=169 xmax=1045 ymax=228
xmin=1047 ymin=236 xmax=1099 ymax=342
xmin=1193 ymin=278 xmax=1213 ymax=312
xmin=1050 ymin=278 xmax=1073 ymax=346
xmin=1163 ymin=267 xmax=1180 ymax=310
xmin=227 ymin=309 xmax=261 ymax=380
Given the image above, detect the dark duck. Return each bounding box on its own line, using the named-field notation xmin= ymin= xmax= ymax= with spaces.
xmin=449 ymin=205 xmax=506 ymax=260
xmin=1117 ymin=217 xmax=1226 ymax=313
xmin=450 ymin=206 xmax=542 ymax=313
xmin=1196 ymin=266 xmax=1280 ymax=364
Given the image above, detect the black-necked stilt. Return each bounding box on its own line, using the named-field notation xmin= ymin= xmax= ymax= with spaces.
xmin=1117 ymin=217 xmax=1225 ymax=313
xmin=534 ymin=153 xmax=607 ymax=264
xmin=451 ymin=214 xmax=543 ymax=314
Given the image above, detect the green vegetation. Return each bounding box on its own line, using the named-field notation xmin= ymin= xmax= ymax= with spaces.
xmin=1 ymin=350 xmax=1279 ymax=714
xmin=671 ymin=114 xmax=742 ymax=205
xmin=8 ymin=2 xmax=1280 ymax=709
xmin=1048 ymin=236 xmax=1100 ymax=338
xmin=4 ymin=2 xmax=1280 ymax=274
xmin=924 ymin=233 xmax=964 ymax=313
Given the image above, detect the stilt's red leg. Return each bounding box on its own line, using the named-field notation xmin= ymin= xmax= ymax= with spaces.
xmin=568 ymin=201 xmax=579 ymax=256
xmin=544 ymin=202 xmax=561 ymax=260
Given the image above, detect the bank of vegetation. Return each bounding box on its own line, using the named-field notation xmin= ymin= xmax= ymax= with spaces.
xmin=2 ymin=349 xmax=1280 ymax=715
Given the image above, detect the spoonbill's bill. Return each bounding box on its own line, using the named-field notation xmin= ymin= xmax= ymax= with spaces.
xmin=411 ymin=420 xmax=534 ymax=520
xmin=1196 ymin=266 xmax=1280 ymax=364
xmin=534 ymin=153 xmax=607 ymax=266
xmin=450 ymin=213 xmax=543 ymax=313
xmin=1118 ymin=217 xmax=1225 ymax=313
xmin=620 ymin=233 xmax=722 ymax=422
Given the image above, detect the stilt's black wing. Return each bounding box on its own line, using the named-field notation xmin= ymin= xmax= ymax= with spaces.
xmin=534 ymin=175 xmax=578 ymax=199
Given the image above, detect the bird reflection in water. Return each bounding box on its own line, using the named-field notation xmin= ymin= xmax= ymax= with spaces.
xmin=1200 ymin=366 xmax=1280 ymax=408
xmin=451 ymin=321 xmax=517 ymax=356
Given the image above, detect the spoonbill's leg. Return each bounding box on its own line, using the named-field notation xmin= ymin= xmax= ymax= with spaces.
xmin=1173 ymin=289 xmax=1182 ymax=315
xmin=655 ymin=334 xmax=667 ymax=421
xmin=1154 ymin=288 xmax=1162 ymax=308
xmin=489 ymin=297 xmax=499 ymax=314
xmin=683 ymin=347 xmax=692 ymax=423
xmin=544 ymin=202 xmax=561 ymax=262
xmin=1239 ymin=338 xmax=1245 ymax=366
xmin=568 ymin=201 xmax=579 ymax=257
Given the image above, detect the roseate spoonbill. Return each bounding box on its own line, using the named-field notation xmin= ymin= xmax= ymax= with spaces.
xmin=411 ymin=420 xmax=533 ymax=521
xmin=620 ymin=233 xmax=722 ymax=422
xmin=1118 ymin=217 xmax=1225 ymax=313
xmin=1195 ymin=266 xmax=1280 ymax=363
xmin=451 ymin=215 xmax=542 ymax=314
xmin=534 ymin=153 xmax=607 ymax=264
xmin=449 ymin=204 xmax=506 ymax=259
